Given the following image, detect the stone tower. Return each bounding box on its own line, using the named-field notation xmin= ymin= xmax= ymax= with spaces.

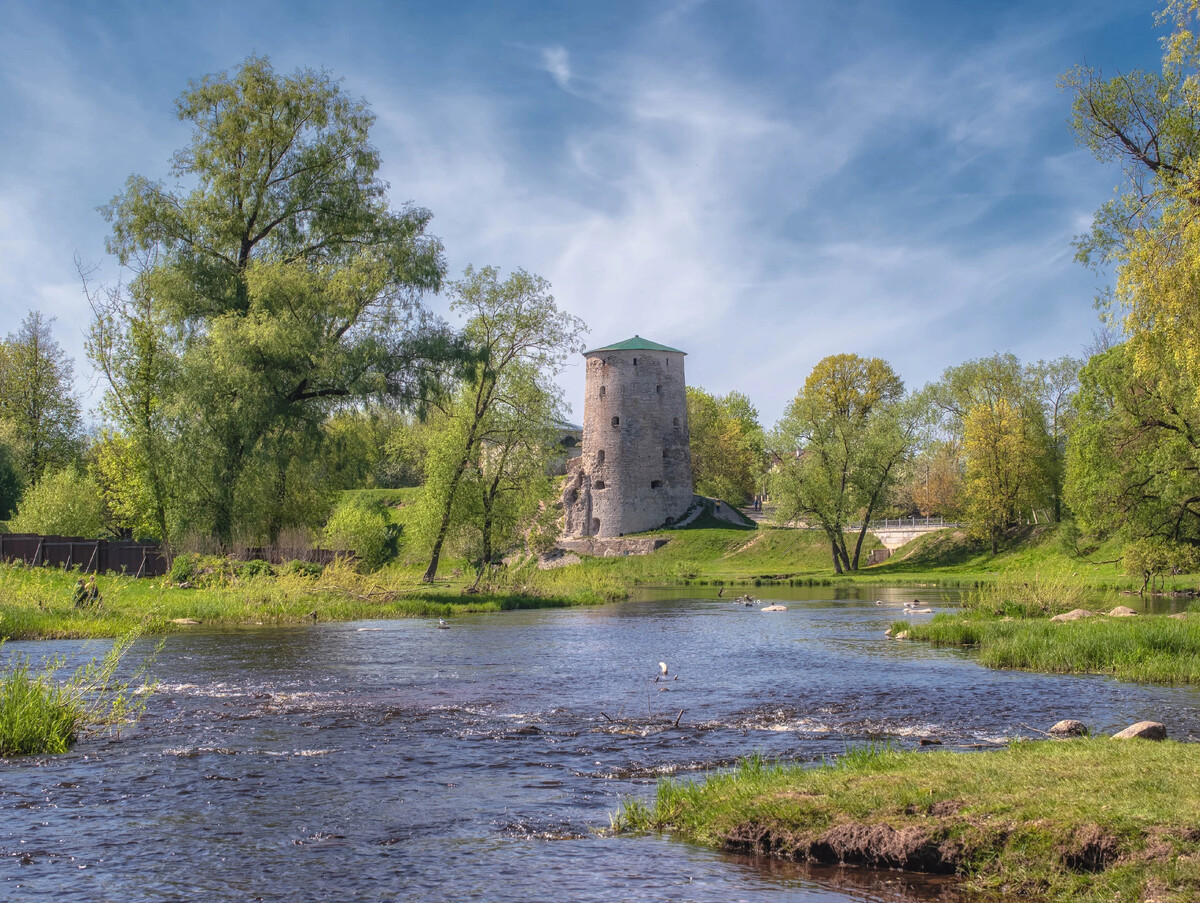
xmin=562 ymin=336 xmax=694 ymax=537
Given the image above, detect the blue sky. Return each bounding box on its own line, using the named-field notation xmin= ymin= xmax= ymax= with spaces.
xmin=0 ymin=0 xmax=1166 ymax=425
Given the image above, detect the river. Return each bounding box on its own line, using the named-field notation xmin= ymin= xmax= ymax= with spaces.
xmin=2 ymin=586 xmax=1197 ymax=902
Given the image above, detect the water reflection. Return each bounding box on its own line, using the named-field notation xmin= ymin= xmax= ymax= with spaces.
xmin=0 ymin=587 xmax=1196 ymax=902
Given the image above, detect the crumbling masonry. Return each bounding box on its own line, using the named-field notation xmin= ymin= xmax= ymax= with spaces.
xmin=561 ymin=336 xmax=694 ymax=537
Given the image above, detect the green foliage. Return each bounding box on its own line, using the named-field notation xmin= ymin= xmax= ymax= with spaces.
xmin=1067 ymin=345 xmax=1200 ymax=553
xmin=418 ymin=266 xmax=587 ymax=582
xmin=95 ymin=55 xmax=461 ymax=546
xmin=771 ymin=354 xmax=913 ymax=572
xmin=0 ymin=630 xmax=151 ymax=755
xmin=0 ymin=429 xmax=24 ymax=521
xmin=919 ymin=353 xmax=1070 ymax=551
xmin=0 ymin=311 xmax=83 ymax=482
xmin=279 ymin=559 xmax=324 ymax=578
xmin=91 ymin=431 xmax=163 ymax=540
xmin=9 ymin=466 xmax=107 ymax=538
xmin=236 ymin=559 xmax=274 ymax=580
xmin=1122 ymin=538 xmax=1199 ymax=594
xmin=323 ymin=494 xmax=398 ymax=571
xmin=686 ymin=387 xmax=762 ymax=505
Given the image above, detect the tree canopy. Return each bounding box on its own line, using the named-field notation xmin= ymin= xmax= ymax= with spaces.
xmin=95 ymin=56 xmax=463 ymax=545
xmin=771 ymin=354 xmax=912 ymax=572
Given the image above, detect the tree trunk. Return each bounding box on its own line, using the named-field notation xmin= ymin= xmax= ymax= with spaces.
xmin=851 ymin=523 xmax=871 ymax=571
xmin=829 ymin=539 xmax=843 ymax=574
xmin=422 ymin=444 xmax=476 ymax=583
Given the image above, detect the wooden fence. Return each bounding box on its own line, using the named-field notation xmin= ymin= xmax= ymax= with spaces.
xmin=0 ymin=534 xmax=168 ymax=577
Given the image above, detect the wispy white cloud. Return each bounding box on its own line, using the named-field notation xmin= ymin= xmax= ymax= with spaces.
xmin=0 ymin=0 xmax=1139 ymax=427
xmin=541 ymin=45 xmax=572 ymax=90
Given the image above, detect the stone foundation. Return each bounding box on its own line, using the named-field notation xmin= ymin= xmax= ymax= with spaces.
xmin=557 ymin=536 xmax=670 ymax=558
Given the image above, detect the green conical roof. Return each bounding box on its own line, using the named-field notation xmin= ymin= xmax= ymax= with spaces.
xmin=583 ymin=335 xmax=686 ymax=355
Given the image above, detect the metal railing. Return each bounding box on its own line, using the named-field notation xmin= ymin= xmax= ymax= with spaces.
xmin=845 ymin=517 xmax=963 ymax=531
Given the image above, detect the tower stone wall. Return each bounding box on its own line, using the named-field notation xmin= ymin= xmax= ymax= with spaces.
xmin=562 ymin=338 xmax=693 ymax=537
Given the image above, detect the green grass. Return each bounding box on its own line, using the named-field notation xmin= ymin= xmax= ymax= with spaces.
xmin=865 ymin=524 xmax=1183 ymax=593
xmin=0 ymin=631 xmax=151 ymax=755
xmin=896 ymin=610 xmax=1200 ymax=684
xmin=618 ymin=740 xmax=1200 ymax=902
xmin=547 ymin=523 xmax=880 ymax=586
xmin=0 ymin=558 xmax=611 ymax=641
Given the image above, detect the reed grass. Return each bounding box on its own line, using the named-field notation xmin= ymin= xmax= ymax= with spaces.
xmin=0 ymin=630 xmax=152 ymax=755
xmin=618 ymin=740 xmax=1200 ymax=902
xmin=897 ymin=612 xmax=1200 ymax=684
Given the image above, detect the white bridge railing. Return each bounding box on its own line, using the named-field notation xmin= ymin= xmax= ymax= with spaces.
xmin=846 ymin=517 xmax=963 ymax=531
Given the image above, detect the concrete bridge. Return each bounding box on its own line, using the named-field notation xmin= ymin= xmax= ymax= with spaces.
xmin=848 ymin=517 xmax=963 ymax=551
xmin=741 ymin=509 xmax=962 ymax=552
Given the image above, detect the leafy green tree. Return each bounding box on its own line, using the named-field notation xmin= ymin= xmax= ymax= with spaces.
xmin=1064 ymin=3 xmax=1200 ymax=560
xmin=91 ymin=432 xmax=163 ymax=540
xmin=99 ymin=56 xmax=460 ymax=545
xmin=323 ymin=494 xmax=398 ymax=571
xmin=962 ymin=398 xmax=1044 ymax=553
xmin=1065 ymin=2 xmax=1200 ymax=396
xmin=1066 ymin=344 xmax=1200 ymax=549
xmin=0 ymin=312 xmax=83 ymax=481
xmin=771 ymin=354 xmax=913 ymax=572
xmin=416 ymin=266 xmax=586 ymax=583
xmin=0 ymin=424 xmax=25 ymax=521
xmin=9 ymin=467 xmax=107 ymax=538
xmin=85 ymin=265 xmax=176 ymax=549
xmin=1030 ymin=356 xmax=1081 ymax=522
xmin=921 ymin=354 xmax=1055 ymax=545
xmin=686 ymin=387 xmax=760 ymax=505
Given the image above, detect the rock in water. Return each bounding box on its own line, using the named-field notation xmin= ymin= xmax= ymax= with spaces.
xmin=1112 ymin=721 xmax=1167 ymax=741
xmin=1049 ymin=609 xmax=1096 ymax=622
xmin=1108 ymin=606 xmax=1138 ymax=617
xmin=759 ymin=604 xmax=787 ymax=612
xmin=1048 ymin=719 xmax=1089 ymax=737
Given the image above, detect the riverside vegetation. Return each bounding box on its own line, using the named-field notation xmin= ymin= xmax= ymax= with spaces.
xmin=890 ymin=571 xmax=1200 ymax=685
xmin=617 ymin=741 xmax=1200 ymax=902
xmin=0 ymin=630 xmax=152 ymax=755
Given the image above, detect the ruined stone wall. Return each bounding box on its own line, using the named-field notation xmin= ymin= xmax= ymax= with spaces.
xmin=562 ymin=347 xmax=693 ymax=537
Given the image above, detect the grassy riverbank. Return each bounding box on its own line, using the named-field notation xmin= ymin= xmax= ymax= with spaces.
xmin=895 ymin=611 xmax=1200 ymax=684
xmin=618 ymin=741 xmax=1200 ymax=902
xmin=0 ymin=559 xmax=611 ymax=640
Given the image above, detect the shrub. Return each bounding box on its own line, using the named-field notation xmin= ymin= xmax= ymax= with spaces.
xmin=323 ymin=496 xmax=398 ymax=571
xmin=165 ymin=553 xmax=235 ymax=587
xmin=0 ymin=631 xmax=151 ymax=756
xmin=235 ymin=559 xmax=274 ymax=580
xmin=9 ymin=466 xmax=107 ymax=538
xmin=279 ymin=559 xmax=324 ymax=578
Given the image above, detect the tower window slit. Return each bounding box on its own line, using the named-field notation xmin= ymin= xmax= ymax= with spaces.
xmin=651 ymin=480 xmax=663 ymax=489
xmin=611 ymin=416 xmax=620 ymax=428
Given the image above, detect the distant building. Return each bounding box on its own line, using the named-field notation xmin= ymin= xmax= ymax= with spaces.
xmin=548 ymin=420 xmax=583 ymax=475
xmin=561 ymin=336 xmax=694 ymax=537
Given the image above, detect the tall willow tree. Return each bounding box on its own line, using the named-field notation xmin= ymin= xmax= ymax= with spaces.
xmin=1063 ymin=1 xmax=1200 ymax=553
xmin=98 ymin=56 xmax=461 ymax=544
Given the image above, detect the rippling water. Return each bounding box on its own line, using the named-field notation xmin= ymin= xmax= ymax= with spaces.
xmin=2 ymin=586 xmax=1197 ymax=901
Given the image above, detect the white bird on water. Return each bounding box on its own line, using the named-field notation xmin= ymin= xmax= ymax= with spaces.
xmin=659 ymin=661 xmax=668 ymax=676
xmin=437 ymin=618 xmax=450 ymax=629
